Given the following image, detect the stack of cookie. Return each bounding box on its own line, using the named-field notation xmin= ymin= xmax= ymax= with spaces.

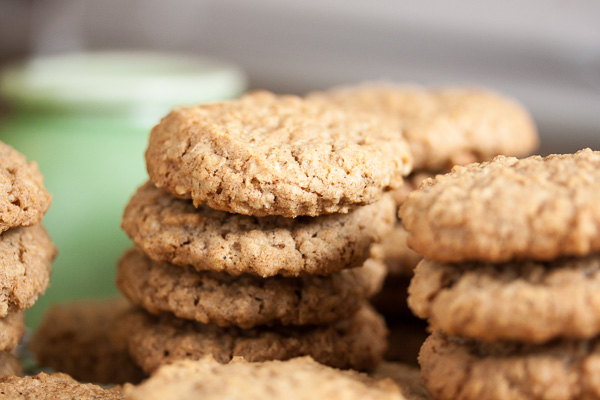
xmin=116 ymin=91 xmax=414 ymax=374
xmin=402 ymin=149 xmax=600 ymax=400
xmin=0 ymin=141 xmax=56 ymax=376
xmin=308 ymin=84 xmax=539 ymax=363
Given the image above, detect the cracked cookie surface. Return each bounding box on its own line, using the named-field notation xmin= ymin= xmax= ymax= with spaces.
xmin=409 ymin=255 xmax=600 ymax=343
xmin=116 ymin=248 xmax=385 ymax=328
xmin=0 ymin=142 xmax=52 ymax=233
xmin=125 ymin=356 xmax=405 ymax=400
xmin=0 ymin=224 xmax=56 ymax=317
xmin=122 ymin=182 xmax=395 ymax=277
xmin=401 ymin=149 xmax=600 ymax=263
xmin=309 ymin=84 xmax=538 ymax=172
xmin=145 ymin=91 xmax=412 ymax=217
xmin=119 ymin=304 xmax=387 ymax=374
xmin=420 ymin=332 xmax=600 ymax=400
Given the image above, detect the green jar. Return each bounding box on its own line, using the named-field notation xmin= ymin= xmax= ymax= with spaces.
xmin=0 ymin=52 xmax=246 ymax=327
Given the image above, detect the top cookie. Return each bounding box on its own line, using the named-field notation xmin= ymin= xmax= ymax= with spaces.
xmin=145 ymin=91 xmax=412 ymax=217
xmin=124 ymin=356 xmax=404 ymax=400
xmin=308 ymin=84 xmax=538 ymax=172
xmin=401 ymin=149 xmax=600 ymax=263
xmin=0 ymin=141 xmax=52 ymax=233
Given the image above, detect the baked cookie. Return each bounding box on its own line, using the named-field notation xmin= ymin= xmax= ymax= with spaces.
xmin=119 ymin=304 xmax=387 ymax=374
xmin=376 ymin=226 xmax=421 ymax=277
xmin=409 ymin=254 xmax=600 ymax=343
xmin=308 ymin=84 xmax=538 ymax=172
xmin=0 ymin=372 xmax=123 ymax=400
xmin=401 ymin=149 xmax=600 ymax=263
xmin=390 ymin=172 xmax=435 ymax=207
xmin=371 ymin=362 xmax=430 ymax=400
xmin=122 ymin=182 xmax=395 ymax=277
xmin=0 ymin=141 xmax=52 ymax=233
xmin=145 ymin=91 xmax=412 ymax=217
xmin=116 ymin=248 xmax=386 ymax=328
xmin=0 ymin=224 xmax=56 ymax=317
xmin=29 ymin=297 xmax=145 ymax=385
xmin=0 ymin=312 xmax=25 ymax=351
xmin=0 ymin=351 xmax=22 ymax=378
xmin=124 ymin=356 xmax=404 ymax=400
xmin=420 ymin=332 xmax=600 ymax=400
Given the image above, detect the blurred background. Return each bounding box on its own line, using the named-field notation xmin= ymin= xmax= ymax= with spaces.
xmin=0 ymin=0 xmax=599 ymax=326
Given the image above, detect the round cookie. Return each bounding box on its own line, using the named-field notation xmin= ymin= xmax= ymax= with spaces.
xmin=401 ymin=149 xmax=600 ymax=263
xmin=420 ymin=332 xmax=600 ymax=400
xmin=29 ymin=297 xmax=145 ymax=385
xmin=0 ymin=224 xmax=56 ymax=317
xmin=122 ymin=182 xmax=395 ymax=277
xmin=145 ymin=91 xmax=413 ymax=218
xmin=125 ymin=356 xmax=404 ymax=400
xmin=119 ymin=304 xmax=387 ymax=374
xmin=0 ymin=312 xmax=25 ymax=351
xmin=0 ymin=372 xmax=123 ymax=400
xmin=116 ymin=248 xmax=386 ymax=329
xmin=0 ymin=351 xmax=22 ymax=378
xmin=308 ymin=84 xmax=538 ymax=172
xmin=0 ymin=141 xmax=52 ymax=233
xmin=409 ymin=254 xmax=600 ymax=343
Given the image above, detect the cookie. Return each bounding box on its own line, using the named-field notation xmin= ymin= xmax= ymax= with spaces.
xmin=124 ymin=356 xmax=404 ymax=400
xmin=0 ymin=312 xmax=25 ymax=351
xmin=371 ymin=362 xmax=430 ymax=400
xmin=376 ymin=225 xmax=421 ymax=277
xmin=0 ymin=372 xmax=123 ymax=400
xmin=145 ymin=91 xmax=412 ymax=217
xmin=0 ymin=224 xmax=56 ymax=317
xmin=390 ymin=172 xmax=435 ymax=207
xmin=0 ymin=141 xmax=52 ymax=233
xmin=308 ymin=84 xmax=538 ymax=172
xmin=119 ymin=304 xmax=387 ymax=374
xmin=0 ymin=351 xmax=22 ymax=378
xmin=420 ymin=332 xmax=600 ymax=400
xmin=401 ymin=149 xmax=600 ymax=263
xmin=29 ymin=297 xmax=145 ymax=385
xmin=409 ymin=254 xmax=600 ymax=343
xmin=116 ymin=248 xmax=386 ymax=328
xmin=122 ymin=182 xmax=395 ymax=277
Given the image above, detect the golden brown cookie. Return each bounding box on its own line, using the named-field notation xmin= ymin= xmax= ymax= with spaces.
xmin=0 ymin=224 xmax=55 ymax=317
xmin=29 ymin=298 xmax=145 ymax=385
xmin=401 ymin=149 xmax=600 ymax=263
xmin=145 ymin=91 xmax=412 ymax=217
xmin=0 ymin=312 xmax=25 ymax=352
xmin=0 ymin=372 xmax=123 ymax=399
xmin=116 ymin=248 xmax=386 ymax=328
xmin=371 ymin=361 xmax=430 ymax=400
xmin=419 ymin=332 xmax=600 ymax=400
xmin=0 ymin=141 xmax=52 ymax=233
xmin=124 ymin=356 xmax=404 ymax=400
xmin=119 ymin=304 xmax=387 ymax=374
xmin=0 ymin=351 xmax=22 ymax=378
xmin=409 ymin=254 xmax=600 ymax=343
xmin=308 ymin=84 xmax=538 ymax=172
xmin=122 ymin=182 xmax=395 ymax=277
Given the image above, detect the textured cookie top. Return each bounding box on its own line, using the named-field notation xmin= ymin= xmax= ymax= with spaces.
xmin=123 ymin=182 xmax=395 ymax=277
xmin=309 ymin=84 xmax=538 ymax=172
xmin=117 ymin=248 xmax=385 ymax=328
xmin=0 ymin=372 xmax=123 ymax=400
xmin=119 ymin=304 xmax=387 ymax=374
xmin=145 ymin=91 xmax=412 ymax=217
xmin=125 ymin=356 xmax=404 ymax=400
xmin=409 ymin=254 xmax=600 ymax=343
xmin=0 ymin=142 xmax=52 ymax=233
xmin=0 ymin=224 xmax=56 ymax=317
xmin=0 ymin=312 xmax=24 ymax=352
xmin=401 ymin=149 xmax=600 ymax=263
xmin=419 ymin=332 xmax=600 ymax=400
xmin=30 ymin=297 xmax=145 ymax=385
